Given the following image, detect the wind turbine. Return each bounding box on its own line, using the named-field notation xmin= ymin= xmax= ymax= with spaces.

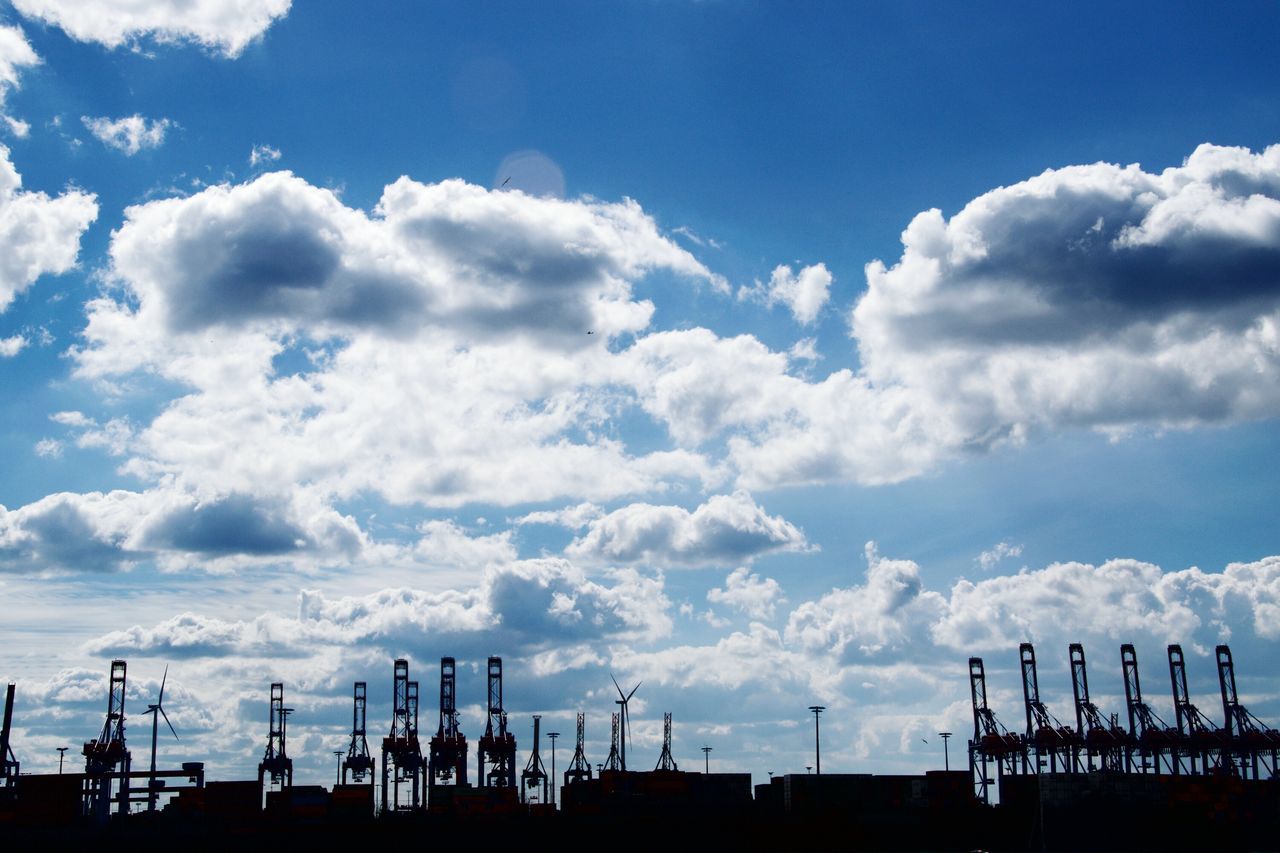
xmin=143 ymin=666 xmax=179 ymax=813
xmin=609 ymin=674 xmax=640 ymax=772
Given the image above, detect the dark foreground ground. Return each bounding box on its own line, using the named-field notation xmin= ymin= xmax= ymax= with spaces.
xmin=2 ymin=805 xmax=1277 ymax=853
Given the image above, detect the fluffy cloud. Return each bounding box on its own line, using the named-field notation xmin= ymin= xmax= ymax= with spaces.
xmin=11 ymin=0 xmax=292 ymax=57
xmin=0 ymin=488 xmax=366 ymax=574
xmin=68 ymin=172 xmax=722 ymax=509
xmin=0 ymin=333 xmax=25 ymax=356
xmin=82 ymin=114 xmax=172 ymax=155
xmin=564 ymin=491 xmax=810 ymax=568
xmin=0 ymin=24 xmax=39 ymax=110
xmin=620 ymin=328 xmax=944 ymax=487
xmin=785 ymin=542 xmax=946 ymax=659
xmin=854 ymin=142 xmax=1280 ymax=448
xmin=0 ymin=145 xmax=98 ymax=313
xmin=706 ymin=566 xmax=786 ymax=619
xmin=740 ymin=263 xmax=833 ymax=324
xmin=94 ymin=172 xmax=715 ymax=346
xmin=87 ymin=557 xmax=674 ymax=657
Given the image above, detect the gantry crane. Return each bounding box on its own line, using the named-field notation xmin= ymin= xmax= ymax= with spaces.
xmin=428 ymin=656 xmax=468 ymax=789
xmin=381 ymin=659 xmax=424 ymax=811
xmin=1020 ymin=643 xmax=1078 ymax=773
xmin=477 ymin=656 xmax=517 ymax=788
xmin=1216 ymin=644 xmax=1280 ymax=780
xmin=968 ymin=656 xmax=1025 ymax=803
xmin=1069 ymin=643 xmax=1127 ymax=771
xmin=83 ymin=659 xmax=131 ymax=819
xmin=343 ymin=681 xmax=374 ymax=783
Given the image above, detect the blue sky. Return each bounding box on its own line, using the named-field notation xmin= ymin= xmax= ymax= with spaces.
xmin=2 ymin=1 xmax=1280 ymax=792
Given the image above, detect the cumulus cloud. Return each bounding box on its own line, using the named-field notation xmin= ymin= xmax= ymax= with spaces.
xmin=0 ymin=333 xmax=25 ymax=356
xmin=91 ymin=171 xmax=716 ymax=346
xmin=564 ymin=491 xmax=810 ymax=569
xmin=11 ymin=0 xmax=292 ymax=58
xmin=513 ymin=502 xmax=604 ymax=529
xmin=0 ymin=25 xmax=39 ymax=112
xmin=413 ymin=519 xmax=516 ymax=568
xmin=82 ymin=114 xmax=172 ymax=155
xmin=0 ymin=487 xmax=366 ymax=574
xmin=67 ymin=172 xmax=723 ymax=509
xmin=785 ymin=542 xmax=946 ymax=659
xmin=0 ymin=144 xmax=98 ymax=313
xmin=740 ymin=263 xmax=833 ymax=324
xmin=706 ymin=566 xmax=786 ymax=619
xmin=613 ymin=143 xmax=1280 ymax=492
xmin=854 ymin=142 xmax=1280 ymax=449
xmin=87 ymin=557 xmax=674 ymax=657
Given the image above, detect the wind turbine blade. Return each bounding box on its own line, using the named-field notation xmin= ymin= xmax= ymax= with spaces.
xmin=158 ymin=665 xmax=168 ymax=705
xmin=159 ymin=706 xmax=179 ymax=742
xmin=610 ymin=673 xmax=625 ymax=700
xmin=626 ymin=681 xmax=641 ymax=702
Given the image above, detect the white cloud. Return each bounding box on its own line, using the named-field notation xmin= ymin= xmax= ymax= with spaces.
xmin=90 ymin=171 xmax=716 ymax=347
xmin=11 ymin=0 xmax=292 ymax=58
xmin=82 ymin=114 xmax=172 ymax=155
xmin=0 ymin=487 xmax=367 ymax=574
xmin=785 ymin=542 xmax=946 ymax=659
xmin=249 ymin=143 xmax=280 ymax=167
xmin=33 ymin=438 xmax=61 ymax=457
xmin=86 ymin=556 xmax=674 ymax=656
xmin=0 ymin=145 xmax=98 ymax=314
xmin=854 ymin=142 xmax=1280 ymax=450
xmin=565 ymin=491 xmax=810 ymax=569
xmin=0 ymin=24 xmax=39 ymax=111
xmin=976 ymin=540 xmax=1022 ymax=571
xmin=413 ymin=519 xmax=516 ymax=568
xmin=0 ymin=333 xmax=25 ymax=356
xmin=67 ymin=172 xmax=722 ymax=510
xmin=513 ymin=502 xmax=603 ymax=529
xmin=706 ymin=566 xmax=786 ymax=619
xmin=3 ymin=116 xmax=29 ymax=138
xmin=740 ymin=263 xmax=833 ymax=324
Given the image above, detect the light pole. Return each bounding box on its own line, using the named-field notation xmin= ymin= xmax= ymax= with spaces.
xmin=334 ymin=750 xmax=343 ymax=786
xmin=808 ymin=705 xmax=825 ymax=775
xmin=57 ymin=747 xmax=68 ymax=774
xmin=548 ymin=731 xmax=560 ymax=808
xmin=702 ymin=746 xmax=712 ymax=774
xmin=939 ymin=732 xmax=952 ymax=772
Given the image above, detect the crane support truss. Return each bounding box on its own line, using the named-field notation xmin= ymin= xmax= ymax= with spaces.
xmin=1020 ymin=643 xmax=1078 ymax=773
xmin=1216 ymin=645 xmax=1280 ymax=779
xmin=564 ymin=712 xmax=592 ymax=786
xmin=477 ymin=656 xmax=517 ymax=788
xmin=381 ymin=659 xmax=424 ymax=812
xmin=1069 ymin=643 xmax=1126 ymax=772
xmin=428 ymin=656 xmax=468 ymax=788
xmin=655 ymin=712 xmax=678 ymax=771
xmin=967 ymin=656 xmax=1026 ymax=803
xmin=343 ymin=681 xmax=374 ymax=783
xmin=83 ymin=659 xmax=131 ymax=819
xmin=521 ymin=715 xmax=548 ymax=804
xmin=257 ymin=682 xmax=293 ymax=793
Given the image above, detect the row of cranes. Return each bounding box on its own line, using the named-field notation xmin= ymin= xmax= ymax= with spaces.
xmin=267 ymin=656 xmax=667 ymax=812
xmin=0 ymin=653 xmax=673 ymax=818
xmin=968 ymin=642 xmax=1280 ymax=802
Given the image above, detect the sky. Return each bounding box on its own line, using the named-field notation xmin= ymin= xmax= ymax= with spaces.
xmin=2 ymin=0 xmax=1280 ymax=794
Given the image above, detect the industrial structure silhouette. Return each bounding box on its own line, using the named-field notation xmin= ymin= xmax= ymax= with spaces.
xmin=2 ymin=645 xmax=1278 ymax=850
